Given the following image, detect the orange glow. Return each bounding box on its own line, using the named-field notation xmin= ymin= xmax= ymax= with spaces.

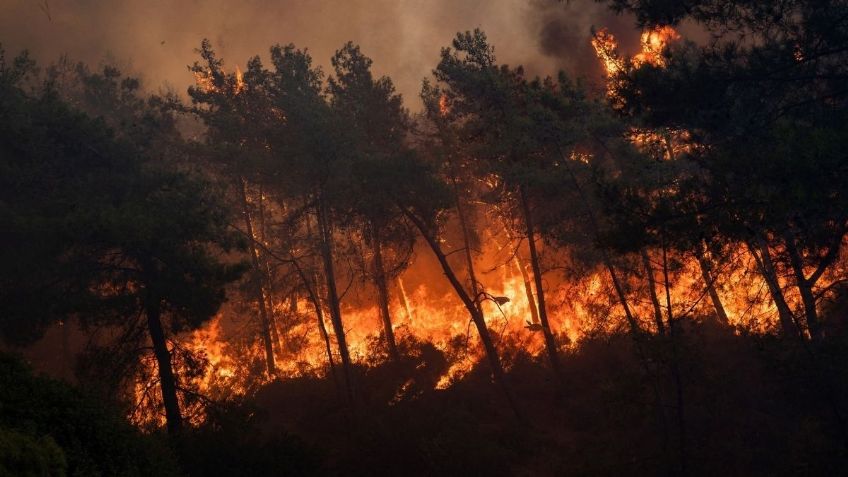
xmin=130 ymin=217 xmax=819 ymax=428
xmin=126 ymin=23 xmax=826 ymax=430
xmin=633 ymin=26 xmax=680 ymax=69
xmin=192 ymin=66 xmax=245 ymax=95
xmin=438 ymin=93 xmax=450 ymax=116
xmin=234 ymin=66 xmax=246 ymax=94
xmin=591 ymin=28 xmax=622 ymax=78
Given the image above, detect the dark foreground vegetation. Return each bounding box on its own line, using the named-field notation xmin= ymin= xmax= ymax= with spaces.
xmin=3 ymin=0 xmax=848 ymax=475
xmin=5 ymin=320 xmax=848 ymax=475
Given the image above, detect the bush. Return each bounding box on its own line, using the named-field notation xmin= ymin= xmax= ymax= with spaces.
xmin=0 ymin=353 xmax=179 ymax=476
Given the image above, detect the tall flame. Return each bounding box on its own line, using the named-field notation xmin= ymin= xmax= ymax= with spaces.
xmin=234 ymin=66 xmax=246 ymax=94
xmin=438 ymin=93 xmax=450 ymax=116
xmin=633 ymin=26 xmax=680 ymax=68
xmin=126 ymin=22 xmax=832 ymax=430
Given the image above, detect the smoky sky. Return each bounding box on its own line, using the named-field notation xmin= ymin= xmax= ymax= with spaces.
xmin=1 ymin=0 xmax=640 ymax=108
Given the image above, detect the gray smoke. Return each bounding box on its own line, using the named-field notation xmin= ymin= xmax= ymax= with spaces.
xmin=1 ymin=0 xmax=637 ymax=108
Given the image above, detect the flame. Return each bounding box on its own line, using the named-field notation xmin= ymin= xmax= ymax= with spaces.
xmin=234 ymin=66 xmax=245 ymax=94
xmin=438 ymin=93 xmax=450 ymax=116
xmin=192 ymin=69 xmax=216 ymax=93
xmin=633 ymin=26 xmax=680 ymax=69
xmin=192 ymin=66 xmax=245 ymax=95
xmin=591 ymin=28 xmax=623 ymax=78
xmin=126 ymin=22 xmax=838 ymax=429
xmin=130 ymin=219 xmax=830 ymax=429
xmin=592 ymin=25 xmax=681 ymax=99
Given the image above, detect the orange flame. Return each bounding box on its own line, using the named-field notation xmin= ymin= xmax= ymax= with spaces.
xmin=438 ymin=93 xmax=450 ymax=116
xmin=234 ymin=66 xmax=245 ymax=94
xmin=633 ymin=26 xmax=680 ymax=68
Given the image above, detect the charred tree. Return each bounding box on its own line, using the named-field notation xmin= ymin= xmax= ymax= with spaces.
xmin=141 ymin=275 xmax=182 ymax=436
xmin=257 ymin=186 xmax=285 ymax=355
xmin=782 ymin=230 xmax=822 ymax=339
xmin=641 ymin=249 xmax=666 ymax=334
xmin=746 ymin=237 xmax=797 ymax=336
xmin=518 ymin=185 xmax=563 ymax=379
xmin=371 ymin=226 xmax=400 ymax=362
xmin=401 ymin=208 xmax=522 ymax=420
xmin=239 ymin=179 xmax=277 ymax=377
xmin=453 ymin=179 xmax=483 ymax=316
xmin=316 ymin=196 xmax=354 ymax=404
xmin=694 ymin=242 xmax=730 ymax=325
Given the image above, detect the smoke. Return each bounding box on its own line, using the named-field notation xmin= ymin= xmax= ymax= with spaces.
xmin=1 ymin=0 xmax=637 ymax=108
xmin=527 ymin=0 xmax=640 ymax=83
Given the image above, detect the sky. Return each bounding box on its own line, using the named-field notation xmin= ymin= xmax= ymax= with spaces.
xmin=0 ymin=0 xmax=642 ymax=109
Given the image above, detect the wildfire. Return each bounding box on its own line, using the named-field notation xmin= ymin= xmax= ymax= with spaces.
xmin=592 ymin=25 xmax=681 ymax=88
xmin=125 ymin=23 xmax=810 ymax=430
xmin=633 ymin=26 xmax=680 ymax=69
xmin=438 ymin=93 xmax=450 ymax=116
xmin=234 ymin=66 xmax=246 ymax=94
xmin=591 ymin=28 xmax=623 ymax=78
xmin=130 ymin=213 xmax=804 ymax=429
xmin=192 ymin=66 xmax=245 ymax=95
xmin=192 ymin=69 xmax=217 ymax=93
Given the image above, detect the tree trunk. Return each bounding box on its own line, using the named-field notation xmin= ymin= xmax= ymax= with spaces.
xmin=605 ymin=258 xmax=641 ymax=334
xmin=641 ymin=249 xmax=666 ymax=334
xmin=300 ymin=210 xmax=341 ymax=393
xmin=453 ymin=180 xmax=482 ymax=314
xmin=239 ymin=179 xmax=277 ymax=377
xmin=499 ymin=225 xmax=540 ymax=325
xmin=782 ymin=230 xmax=822 ymax=339
xmin=257 ymin=187 xmax=285 ymax=356
xmin=552 ymin=143 xmax=669 ymax=454
xmin=396 ymin=276 xmax=414 ymax=323
xmin=311 ymin=273 xmax=341 ymax=395
xmin=662 ymin=236 xmax=688 ymax=476
xmin=316 ymin=196 xmax=354 ymax=404
xmin=746 ymin=237 xmax=797 ymax=336
xmin=516 ymin=258 xmax=540 ymax=325
xmin=144 ymin=291 xmax=182 ymax=435
xmin=518 ymin=186 xmax=562 ymax=379
xmin=402 ymin=208 xmax=522 ymax=420
xmin=371 ymin=225 xmax=400 ymax=362
xmin=694 ymin=242 xmax=729 ymax=325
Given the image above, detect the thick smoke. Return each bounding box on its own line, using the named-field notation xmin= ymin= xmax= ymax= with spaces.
xmin=0 ymin=0 xmax=636 ymax=108
xmin=527 ymin=0 xmax=640 ymax=83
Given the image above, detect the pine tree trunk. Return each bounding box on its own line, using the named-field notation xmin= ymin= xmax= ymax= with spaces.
xmin=316 ymin=196 xmax=354 ymax=403
xmin=371 ymin=226 xmax=400 ymax=362
xmin=518 ymin=186 xmax=562 ymax=377
xmin=782 ymin=231 xmax=822 ymax=339
xmin=516 ymin=258 xmax=540 ymax=325
xmin=662 ymin=237 xmax=688 ymax=476
xmin=311 ymin=273 xmax=341 ymax=395
xmin=396 ymin=276 xmax=413 ymax=323
xmin=746 ymin=238 xmax=797 ymax=336
xmin=694 ymin=243 xmax=729 ymax=325
xmin=605 ymin=258 xmax=641 ymax=334
xmin=641 ymin=249 xmax=666 ymax=334
xmin=257 ymin=187 xmax=285 ymax=356
xmin=500 ymin=226 xmax=540 ymax=325
xmin=300 ymin=211 xmax=340 ymax=391
xmin=453 ymin=180 xmax=482 ymax=314
xmin=144 ymin=291 xmax=182 ymax=435
xmin=402 ymin=208 xmax=522 ymax=420
xmin=239 ymin=179 xmax=277 ymax=377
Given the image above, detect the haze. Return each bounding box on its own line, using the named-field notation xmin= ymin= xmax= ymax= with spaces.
xmin=0 ymin=0 xmax=638 ymax=106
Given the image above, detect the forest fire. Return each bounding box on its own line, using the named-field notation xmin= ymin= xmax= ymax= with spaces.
xmin=5 ymin=1 xmax=848 ymax=475
xmin=121 ymin=21 xmax=820 ymax=430
xmin=633 ymin=25 xmax=680 ymax=68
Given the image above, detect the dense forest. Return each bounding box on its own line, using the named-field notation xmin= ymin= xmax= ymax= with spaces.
xmin=3 ymin=0 xmax=848 ymax=475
